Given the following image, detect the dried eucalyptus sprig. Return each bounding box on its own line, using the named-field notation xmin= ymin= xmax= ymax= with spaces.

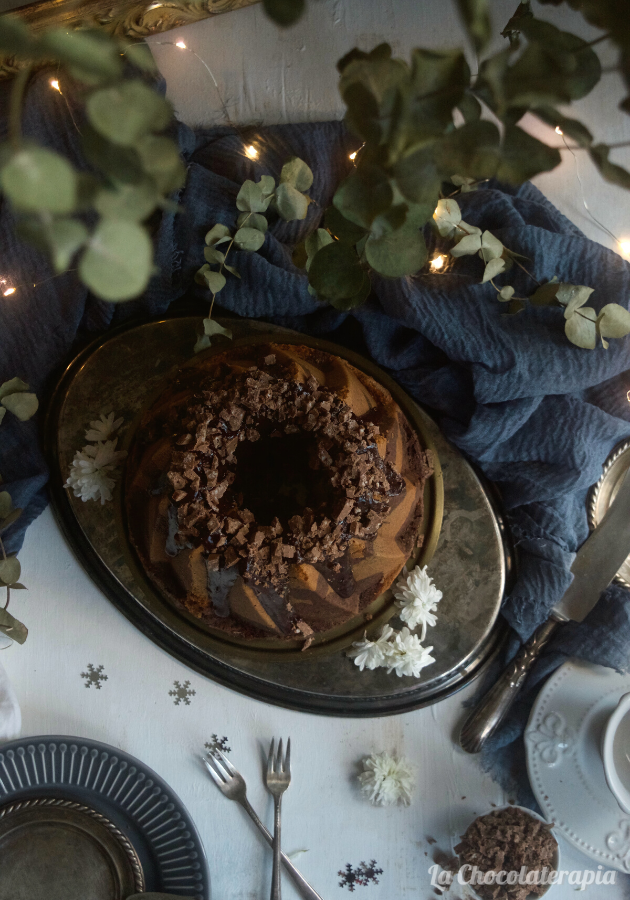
xmin=195 ymin=157 xmax=314 ymax=351
xmin=433 ymin=197 xmax=630 ymax=347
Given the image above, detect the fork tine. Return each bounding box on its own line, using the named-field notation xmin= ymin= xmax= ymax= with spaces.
xmin=276 ymin=738 xmax=283 ymax=773
xmin=203 ymin=757 xmax=225 ymax=786
xmin=267 ymin=738 xmax=275 ymax=776
xmin=285 ymin=737 xmax=291 ymax=774
xmin=205 ymin=752 xmax=229 ymax=782
xmin=216 ymin=748 xmax=237 ymax=774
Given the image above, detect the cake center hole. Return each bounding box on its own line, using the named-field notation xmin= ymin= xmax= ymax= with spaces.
xmin=232 ymin=432 xmax=335 ymax=526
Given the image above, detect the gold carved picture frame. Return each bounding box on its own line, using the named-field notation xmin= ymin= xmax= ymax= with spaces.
xmin=0 ymin=0 xmax=260 ymax=78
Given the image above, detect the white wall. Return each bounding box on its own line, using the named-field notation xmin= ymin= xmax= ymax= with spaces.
xmin=147 ymin=0 xmax=630 ymax=255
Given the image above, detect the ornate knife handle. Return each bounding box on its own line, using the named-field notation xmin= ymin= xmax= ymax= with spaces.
xmin=460 ymin=617 xmax=560 ymax=754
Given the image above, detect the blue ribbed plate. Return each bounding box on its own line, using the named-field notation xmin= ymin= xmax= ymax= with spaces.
xmin=0 ymin=735 xmax=209 ymax=899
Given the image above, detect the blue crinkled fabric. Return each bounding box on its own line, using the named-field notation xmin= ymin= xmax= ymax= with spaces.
xmin=2 ymin=72 xmax=630 ymax=802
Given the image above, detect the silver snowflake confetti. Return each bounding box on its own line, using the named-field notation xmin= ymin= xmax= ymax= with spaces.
xmin=169 ymin=680 xmax=196 ymax=705
xmin=205 ymin=735 xmax=231 ymax=758
xmin=81 ymin=664 xmax=108 ymax=689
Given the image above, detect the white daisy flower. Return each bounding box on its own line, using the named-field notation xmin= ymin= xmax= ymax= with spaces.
xmin=358 ymin=751 xmax=416 ymax=806
xmin=346 ymin=624 xmax=394 ymax=671
xmin=393 ymin=565 xmax=442 ymax=640
xmin=65 ymin=439 xmax=127 ymax=505
xmin=84 ymin=412 xmax=124 ymax=443
xmin=383 ymin=627 xmax=435 ymax=678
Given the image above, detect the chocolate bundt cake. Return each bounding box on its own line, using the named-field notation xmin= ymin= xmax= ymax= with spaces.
xmin=125 ymin=342 xmax=434 ymax=646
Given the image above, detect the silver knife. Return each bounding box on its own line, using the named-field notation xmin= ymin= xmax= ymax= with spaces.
xmin=460 ymin=466 xmax=630 ymax=754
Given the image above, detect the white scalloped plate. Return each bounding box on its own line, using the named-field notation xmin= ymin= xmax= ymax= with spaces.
xmin=526 ymin=660 xmax=630 ymax=872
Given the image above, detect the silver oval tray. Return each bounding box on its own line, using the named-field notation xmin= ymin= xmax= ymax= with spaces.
xmin=44 ymin=315 xmax=511 ymax=715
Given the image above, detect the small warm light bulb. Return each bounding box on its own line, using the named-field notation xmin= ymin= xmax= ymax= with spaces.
xmin=175 ymin=40 xmax=187 ymax=49
xmin=3 ymin=287 xmax=16 ymax=296
xmin=619 ymin=240 xmax=630 ymax=258
xmin=50 ymin=79 xmax=61 ymax=92
xmin=244 ymin=144 xmax=259 ymax=160
xmin=555 ymin=126 xmax=563 ymax=135
xmin=349 ymin=151 xmax=357 ymax=160
xmin=430 ymin=254 xmax=446 ymax=271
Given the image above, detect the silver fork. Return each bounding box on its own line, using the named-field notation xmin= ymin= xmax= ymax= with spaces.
xmin=203 ymin=749 xmax=323 ymax=900
xmin=265 ymin=738 xmax=291 ymax=900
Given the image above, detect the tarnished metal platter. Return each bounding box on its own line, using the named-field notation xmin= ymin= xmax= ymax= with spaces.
xmin=44 ymin=316 xmax=510 ymax=715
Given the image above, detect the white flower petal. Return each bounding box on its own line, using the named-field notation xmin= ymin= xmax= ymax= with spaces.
xmin=358 ymin=751 xmax=416 ymax=806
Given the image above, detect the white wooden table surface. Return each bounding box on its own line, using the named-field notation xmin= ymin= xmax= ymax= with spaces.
xmin=6 ymin=0 xmax=630 ymax=897
xmin=7 ymin=505 xmax=622 ymax=899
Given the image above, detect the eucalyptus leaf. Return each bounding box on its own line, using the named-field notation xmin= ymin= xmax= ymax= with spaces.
xmin=0 ymin=508 xmax=22 ymax=534
xmin=87 ymin=80 xmax=172 ymax=147
xmin=193 ymin=334 xmax=211 ymax=354
xmin=0 ymin=378 xmax=28 ymax=400
xmin=260 ymin=175 xmax=276 ymax=198
xmin=275 ymin=182 xmax=309 ymax=221
xmin=324 ymin=206 xmax=368 ymax=245
xmin=262 ymin=0 xmax=304 ymax=26
xmin=1 ymin=392 xmax=38 ymax=421
xmin=10 ymin=583 xmax=26 ymax=590
xmin=237 ymin=212 xmax=267 ymax=233
xmin=506 ymin=298 xmax=526 ymax=315
xmin=81 ymin=124 xmax=145 ymax=185
xmin=499 ymin=285 xmax=515 ymax=301
xmin=565 ymin=307 xmax=597 ymax=349
xmin=308 ymin=242 xmax=365 ymax=301
xmin=392 ymin=145 xmax=441 ymax=209
xmin=236 ymin=179 xmax=275 ymax=214
xmin=205 ymin=224 xmax=231 ymax=246
xmin=597 ymin=304 xmax=630 ymax=339
xmin=0 ymin=15 xmax=32 ymax=54
xmin=234 ymin=226 xmax=266 ymax=251
xmin=224 ymin=264 xmax=241 ymax=279
xmin=450 ymin=233 xmax=482 ymax=257
xmin=457 ymin=92 xmax=482 ymax=124
xmin=203 ymin=246 xmax=225 ymax=265
xmin=456 ymin=0 xmax=492 ymax=54
xmin=516 ymin=18 xmax=602 ymax=102
xmin=0 ymin=492 xmax=12 ymax=519
xmin=122 ymin=41 xmax=159 ymax=74
xmin=433 ymin=198 xmax=462 ymax=239
xmin=0 ymin=607 xmax=27 ymax=644
xmin=305 ymin=229 xmax=334 ymax=270
xmin=589 ymin=145 xmax=630 ymax=191
xmin=47 ymin=218 xmax=88 ymax=272
xmin=94 ymin=181 xmax=159 ymax=222
xmin=334 ymin=167 xmax=393 ymax=229
xmin=530 ymin=278 xmax=560 ymax=307
xmin=78 ymin=220 xmax=153 ymax=301
xmin=496 ymin=125 xmax=561 ymax=184
xmin=0 ymin=557 xmax=20 ymax=585
xmin=482 ymin=257 xmax=506 ymax=283
xmin=0 ymin=408 xmax=5 ymax=426
xmin=40 ymin=29 xmax=123 ymax=85
xmin=196 ymin=266 xmax=227 ymax=294
xmin=135 ymin=135 xmax=186 ymax=194
xmin=439 ymin=121 xmax=500 ymax=181
xmin=365 ymin=225 xmax=427 ymax=278
xmin=532 ymin=106 xmax=593 ymax=148
xmin=409 ymin=49 xmax=470 ymax=135
xmin=280 ymin=157 xmax=313 ymax=192
xmin=557 ymin=284 xmax=594 ymax=317
xmin=328 ymin=269 xmax=371 ymax=310
xmin=1 ymin=147 xmax=77 ymax=214
xmin=481 ymin=230 xmax=504 ymax=260
xmin=203 ymin=318 xmax=233 ymax=339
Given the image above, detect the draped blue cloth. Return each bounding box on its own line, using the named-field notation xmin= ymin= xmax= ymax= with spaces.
xmin=3 ymin=71 xmax=630 ymax=803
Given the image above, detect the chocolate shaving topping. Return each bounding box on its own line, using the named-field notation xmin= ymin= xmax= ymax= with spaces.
xmin=454 ymin=807 xmax=558 ymax=900
xmin=165 ymin=359 xmax=404 ymax=602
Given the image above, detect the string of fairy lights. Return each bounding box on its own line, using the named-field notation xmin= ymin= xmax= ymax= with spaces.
xmin=1 ymin=39 xmax=629 ymax=297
